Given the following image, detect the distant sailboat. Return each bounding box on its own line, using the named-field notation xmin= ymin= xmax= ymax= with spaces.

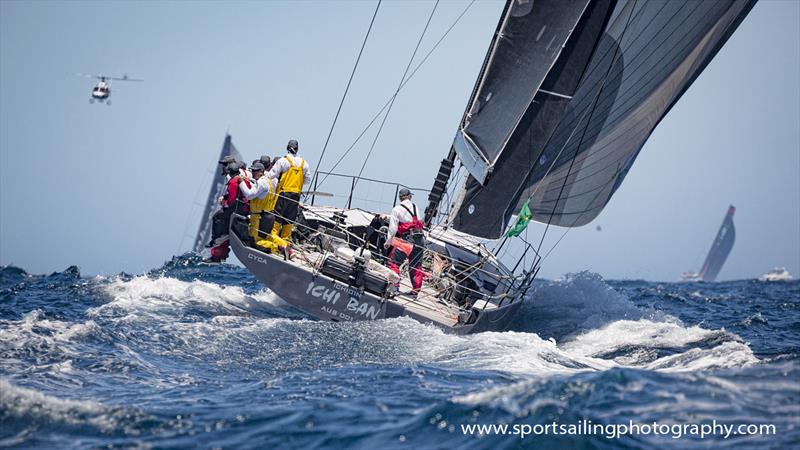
xmin=682 ymin=205 xmax=736 ymax=282
xmin=193 ymin=134 xmax=242 ymax=254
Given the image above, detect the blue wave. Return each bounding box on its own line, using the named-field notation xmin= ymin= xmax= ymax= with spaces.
xmin=0 ymin=258 xmax=797 ymax=449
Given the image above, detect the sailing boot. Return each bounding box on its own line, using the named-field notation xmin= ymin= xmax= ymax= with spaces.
xmin=279 ymin=224 xmax=293 ymax=243
xmin=271 ymin=221 xmax=282 ymax=238
xmin=255 ymin=237 xmax=278 ymax=254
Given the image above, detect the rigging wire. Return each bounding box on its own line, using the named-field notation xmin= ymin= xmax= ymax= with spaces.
xmin=317 ymin=0 xmax=478 ymax=189
xmin=311 ymin=0 xmax=382 ymax=189
xmin=355 ymin=0 xmax=440 ymax=182
xmin=177 ymin=160 xmax=217 ymax=254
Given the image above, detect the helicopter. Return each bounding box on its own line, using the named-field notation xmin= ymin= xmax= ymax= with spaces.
xmin=74 ymin=73 xmax=143 ymax=105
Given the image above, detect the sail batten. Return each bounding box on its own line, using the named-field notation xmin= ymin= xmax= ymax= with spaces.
xmin=449 ymin=0 xmax=757 ymax=238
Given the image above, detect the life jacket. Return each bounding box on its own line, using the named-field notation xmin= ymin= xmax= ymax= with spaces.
xmin=390 ymin=237 xmax=414 ymax=257
xmin=277 ymin=156 xmax=305 ymax=194
xmin=249 ymin=178 xmax=278 ymax=213
xmin=397 ymin=204 xmax=425 ymax=241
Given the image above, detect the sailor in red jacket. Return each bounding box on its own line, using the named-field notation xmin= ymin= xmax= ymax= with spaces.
xmin=384 ymin=188 xmax=426 ymax=295
xmin=221 ymin=168 xmax=250 ymax=213
xmin=207 ymin=162 xmax=251 ymax=263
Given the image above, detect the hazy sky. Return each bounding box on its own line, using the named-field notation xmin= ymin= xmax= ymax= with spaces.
xmin=1 ymin=0 xmax=798 ymax=281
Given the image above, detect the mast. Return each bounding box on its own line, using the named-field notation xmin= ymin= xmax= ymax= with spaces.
xmin=424 ymin=147 xmax=456 ymax=226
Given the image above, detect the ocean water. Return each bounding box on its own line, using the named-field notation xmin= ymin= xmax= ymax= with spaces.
xmin=1 ymin=255 xmax=798 ymax=449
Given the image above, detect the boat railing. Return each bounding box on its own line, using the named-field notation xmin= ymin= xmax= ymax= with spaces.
xmin=298 ymin=201 xmax=529 ymax=293
xmin=305 ymin=172 xmax=539 ymax=303
xmin=308 ymin=171 xmax=430 ymax=212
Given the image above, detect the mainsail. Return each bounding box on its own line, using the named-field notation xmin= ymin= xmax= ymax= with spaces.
xmin=449 ymin=0 xmax=756 ymax=238
xmin=192 ymin=134 xmax=242 ymax=253
xmin=454 ymin=0 xmax=592 ymax=184
xmin=698 ymin=205 xmax=736 ymax=282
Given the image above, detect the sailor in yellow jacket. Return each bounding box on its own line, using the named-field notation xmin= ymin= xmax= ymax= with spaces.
xmin=267 ymin=139 xmax=311 ymax=242
xmin=238 ymin=161 xmax=288 ymax=254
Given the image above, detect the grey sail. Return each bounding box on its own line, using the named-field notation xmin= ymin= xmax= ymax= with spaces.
xmin=451 ymin=0 xmax=756 ymax=238
xmin=453 ymin=0 xmax=591 ymax=184
xmin=699 ymin=205 xmax=736 ymax=282
xmin=192 ymin=134 xmax=242 ymax=253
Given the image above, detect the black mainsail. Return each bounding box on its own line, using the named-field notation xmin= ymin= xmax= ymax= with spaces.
xmin=453 ymin=0 xmax=592 ymax=184
xmin=447 ymin=0 xmax=757 ymax=238
xmin=697 ymin=205 xmax=736 ymax=282
xmin=192 ymin=134 xmax=242 ymax=253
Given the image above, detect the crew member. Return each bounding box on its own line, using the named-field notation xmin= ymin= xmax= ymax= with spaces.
xmin=259 ymin=155 xmax=272 ymax=168
xmin=384 ymin=188 xmax=426 ymax=295
xmin=219 ymin=154 xmax=237 ymax=167
xmin=268 ymin=139 xmax=311 ymax=242
xmin=238 ymin=160 xmax=288 ymax=254
xmin=207 ymin=162 xmax=250 ymax=263
xmin=206 ymin=155 xmax=238 ymax=249
xmin=218 ymin=155 xmax=248 ymax=178
xmin=238 ymin=161 xmax=251 ymax=180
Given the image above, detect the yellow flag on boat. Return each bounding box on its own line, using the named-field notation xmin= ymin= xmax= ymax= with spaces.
xmin=506 ymin=199 xmax=532 ymax=237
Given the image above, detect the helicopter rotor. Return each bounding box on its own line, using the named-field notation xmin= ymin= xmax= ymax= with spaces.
xmin=74 ymin=73 xmax=143 ymax=82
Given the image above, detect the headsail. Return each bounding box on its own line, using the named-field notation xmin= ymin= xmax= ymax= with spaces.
xmin=192 ymin=134 xmax=242 ymax=253
xmin=698 ymin=205 xmax=736 ymax=282
xmin=450 ymin=0 xmax=756 ymax=238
